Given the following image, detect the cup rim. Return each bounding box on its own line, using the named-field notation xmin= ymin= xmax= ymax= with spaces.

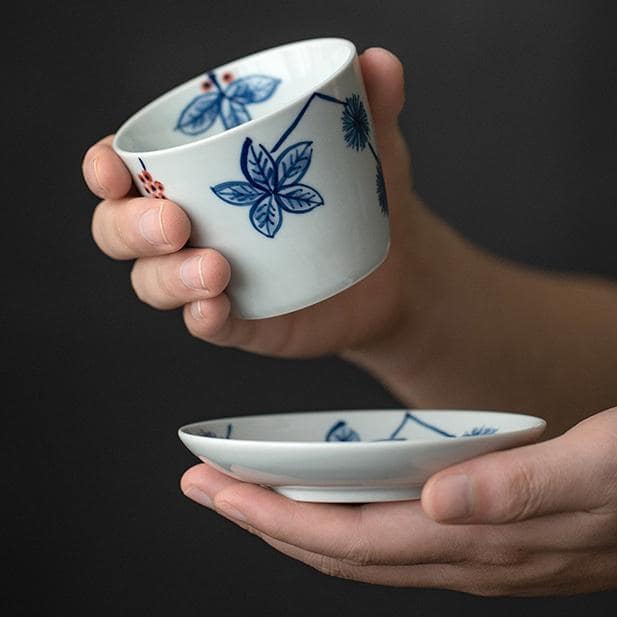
xmin=112 ymin=37 xmax=357 ymax=158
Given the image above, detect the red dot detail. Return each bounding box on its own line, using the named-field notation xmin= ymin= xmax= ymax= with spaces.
xmin=222 ymin=72 xmax=233 ymax=82
xmin=143 ymin=172 xmax=152 ymax=181
xmin=201 ymin=81 xmax=212 ymax=91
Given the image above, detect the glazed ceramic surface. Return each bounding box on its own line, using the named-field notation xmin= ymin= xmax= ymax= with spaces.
xmin=178 ymin=409 xmax=546 ymax=502
xmin=113 ymin=38 xmax=389 ymax=319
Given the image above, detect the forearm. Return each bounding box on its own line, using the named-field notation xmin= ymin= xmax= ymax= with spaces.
xmin=344 ymin=195 xmax=617 ymax=437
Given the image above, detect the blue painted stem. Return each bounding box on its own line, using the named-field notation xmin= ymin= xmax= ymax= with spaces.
xmin=389 ymin=412 xmax=455 ymax=440
xmin=271 ymin=92 xmax=345 ymax=153
xmin=138 ymin=157 xmax=146 ymax=171
xmin=367 ymin=141 xmax=380 ymax=164
xmin=208 ymin=71 xmax=224 ymax=95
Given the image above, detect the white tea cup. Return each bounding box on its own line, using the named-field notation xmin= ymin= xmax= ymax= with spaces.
xmin=113 ymin=38 xmax=390 ymax=319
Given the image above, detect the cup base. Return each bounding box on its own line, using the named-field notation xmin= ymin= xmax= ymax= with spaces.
xmin=231 ymin=240 xmax=391 ymax=320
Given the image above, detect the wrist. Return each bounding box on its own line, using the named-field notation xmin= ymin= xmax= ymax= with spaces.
xmin=341 ymin=193 xmax=504 ymax=406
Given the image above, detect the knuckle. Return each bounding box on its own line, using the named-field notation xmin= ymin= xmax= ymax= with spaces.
xmin=153 ymin=260 xmax=179 ymax=304
xmin=484 ymin=543 xmax=527 ymax=568
xmin=339 ymin=509 xmax=374 ymax=567
xmin=339 ymin=534 xmax=374 ymax=567
xmin=311 ymin=554 xmax=353 ymax=580
xmin=229 ymin=319 xmax=258 ymax=350
xmin=472 ymin=527 xmax=526 ymax=567
xmin=500 ymin=462 xmax=542 ymax=521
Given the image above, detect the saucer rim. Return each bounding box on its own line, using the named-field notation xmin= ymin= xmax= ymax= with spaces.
xmin=178 ymin=409 xmax=547 ymax=449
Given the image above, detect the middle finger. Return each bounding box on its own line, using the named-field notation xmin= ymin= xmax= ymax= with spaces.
xmin=131 ymin=248 xmax=231 ymax=309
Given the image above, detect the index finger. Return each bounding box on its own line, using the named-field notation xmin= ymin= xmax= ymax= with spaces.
xmin=82 ymin=135 xmax=133 ymax=199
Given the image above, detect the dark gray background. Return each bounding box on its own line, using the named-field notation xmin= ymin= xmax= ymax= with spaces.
xmin=5 ymin=1 xmax=616 ymax=615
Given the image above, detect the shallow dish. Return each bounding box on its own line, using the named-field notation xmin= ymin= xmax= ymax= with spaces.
xmin=178 ymin=409 xmax=546 ymax=502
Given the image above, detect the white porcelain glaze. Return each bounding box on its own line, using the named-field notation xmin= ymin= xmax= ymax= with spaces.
xmin=113 ymin=38 xmax=390 ymax=319
xmin=178 ymin=409 xmax=546 ymax=502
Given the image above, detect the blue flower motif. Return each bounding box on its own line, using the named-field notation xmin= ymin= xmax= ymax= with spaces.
xmin=326 ymin=421 xmax=361 ymax=442
xmin=341 ymin=93 xmax=370 ymax=151
xmin=376 ymin=163 xmax=388 ymax=215
xmin=176 ymin=72 xmax=281 ymax=136
xmin=211 ymin=138 xmax=324 ymax=238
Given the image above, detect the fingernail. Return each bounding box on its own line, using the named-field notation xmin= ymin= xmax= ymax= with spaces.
xmin=180 ymin=255 xmax=208 ymax=290
xmin=190 ymin=300 xmax=204 ymax=319
xmin=430 ymin=474 xmax=473 ymax=521
xmin=215 ymin=500 xmax=247 ymax=523
xmin=92 ymin=157 xmax=106 ymax=193
xmin=183 ymin=486 xmax=213 ymax=509
xmin=139 ymin=205 xmax=169 ymax=246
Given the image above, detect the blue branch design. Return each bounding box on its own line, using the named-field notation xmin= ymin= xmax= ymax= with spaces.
xmin=367 ymin=141 xmax=380 ymax=164
xmin=388 ymin=412 xmax=455 ymax=440
xmin=271 ymin=92 xmax=345 ymax=153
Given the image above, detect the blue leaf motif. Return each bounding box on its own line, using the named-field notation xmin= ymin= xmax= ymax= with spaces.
xmin=276 ymin=184 xmax=324 ymax=213
xmin=275 ymin=141 xmax=313 ymax=187
xmin=241 ymin=138 xmax=278 ymax=191
xmin=220 ymin=98 xmax=251 ymax=130
xmin=249 ymin=194 xmax=282 ymax=238
xmin=211 ymin=181 xmax=264 ymax=205
xmin=226 ymin=75 xmax=281 ymax=104
xmin=176 ymin=92 xmax=221 ymax=135
xmin=325 ymin=421 xmax=361 ymax=442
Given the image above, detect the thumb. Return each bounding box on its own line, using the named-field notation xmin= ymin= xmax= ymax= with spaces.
xmin=359 ymin=47 xmax=405 ymax=132
xmin=359 ymin=48 xmax=413 ymax=203
xmin=421 ymin=410 xmax=617 ymax=524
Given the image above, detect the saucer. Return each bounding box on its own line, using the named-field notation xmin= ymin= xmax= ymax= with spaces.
xmin=178 ymin=409 xmax=546 ymax=502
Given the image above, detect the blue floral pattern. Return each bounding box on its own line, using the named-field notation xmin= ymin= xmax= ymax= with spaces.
xmin=176 ymin=71 xmax=280 ymax=136
xmin=211 ymin=88 xmax=387 ymax=237
xmin=211 ymin=138 xmax=323 ymax=238
xmin=376 ymin=163 xmax=388 ymax=214
xmin=326 ymin=421 xmax=361 ymax=442
xmin=463 ymin=426 xmax=498 ymax=436
xmin=341 ymin=94 xmax=370 ymax=151
xmin=325 ymin=413 xmax=500 ymax=442
xmin=195 ymin=424 xmax=233 ymax=439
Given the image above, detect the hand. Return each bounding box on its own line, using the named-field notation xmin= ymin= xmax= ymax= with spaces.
xmin=82 ymin=48 xmax=421 ymax=359
xmin=181 ymin=408 xmax=617 ymax=595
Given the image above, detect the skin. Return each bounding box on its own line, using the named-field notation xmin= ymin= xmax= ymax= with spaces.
xmin=83 ymin=48 xmax=617 ymax=595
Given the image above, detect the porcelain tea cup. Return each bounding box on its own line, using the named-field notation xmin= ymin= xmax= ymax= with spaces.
xmin=113 ymin=38 xmax=390 ymax=319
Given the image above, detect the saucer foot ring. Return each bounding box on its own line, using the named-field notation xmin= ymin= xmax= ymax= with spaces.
xmin=273 ymin=485 xmax=423 ymax=503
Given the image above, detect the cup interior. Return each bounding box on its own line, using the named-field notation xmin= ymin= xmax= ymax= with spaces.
xmin=115 ymin=38 xmax=355 ymax=154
